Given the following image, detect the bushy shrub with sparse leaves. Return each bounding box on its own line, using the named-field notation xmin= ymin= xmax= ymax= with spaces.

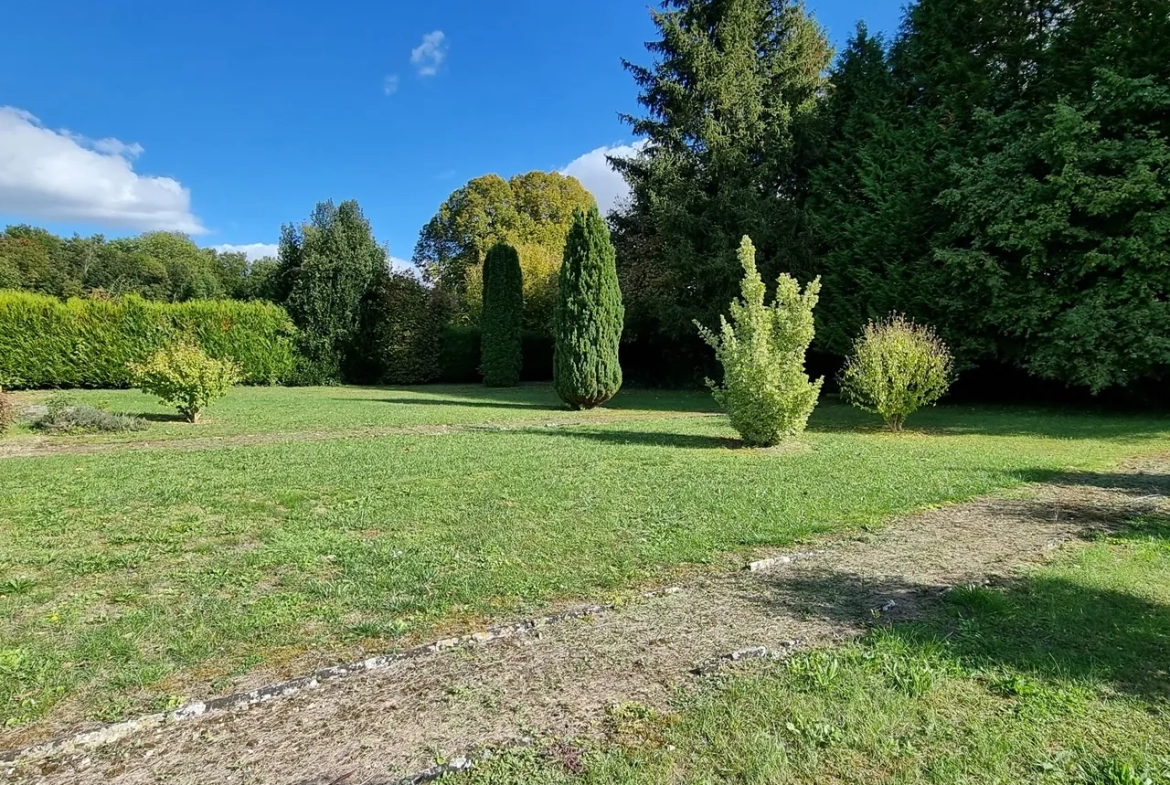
xmin=697 ymin=236 xmax=823 ymax=446
xmin=129 ymin=342 xmax=241 ymax=423
xmin=0 ymin=386 xmax=14 ymax=434
xmin=32 ymin=395 xmax=147 ymax=434
xmin=839 ymin=313 xmax=953 ymax=431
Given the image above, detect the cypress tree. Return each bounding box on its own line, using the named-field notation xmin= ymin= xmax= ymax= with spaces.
xmin=554 ymin=207 xmax=624 ymax=409
xmin=480 ymin=242 xmax=524 ymax=387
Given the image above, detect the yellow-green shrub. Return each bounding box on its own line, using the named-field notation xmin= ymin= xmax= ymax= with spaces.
xmin=129 ymin=342 xmax=241 ymax=423
xmin=0 ymin=290 xmax=295 ymax=389
xmin=839 ymin=313 xmax=953 ymax=431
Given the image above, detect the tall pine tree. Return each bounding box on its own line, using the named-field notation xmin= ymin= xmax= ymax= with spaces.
xmin=612 ymin=0 xmax=831 ymax=356
xmin=554 ymin=207 xmax=624 ymax=409
xmin=481 ymin=242 xmax=524 ymax=387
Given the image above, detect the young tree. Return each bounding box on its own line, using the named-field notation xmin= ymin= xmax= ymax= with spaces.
xmin=480 ymin=242 xmax=524 ymax=387
xmin=697 ymin=236 xmax=822 ymax=446
xmin=554 ymin=206 xmax=624 ymax=409
xmin=839 ymin=314 xmax=953 ymax=431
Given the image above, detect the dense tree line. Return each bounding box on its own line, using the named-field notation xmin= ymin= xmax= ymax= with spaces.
xmin=0 ymin=226 xmax=277 ymax=302
xmin=614 ymin=0 xmax=1170 ymax=393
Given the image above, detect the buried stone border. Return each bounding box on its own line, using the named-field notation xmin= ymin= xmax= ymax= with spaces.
xmin=2 ymin=587 xmax=687 ymax=766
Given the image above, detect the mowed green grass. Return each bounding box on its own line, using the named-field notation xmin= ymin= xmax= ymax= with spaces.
xmin=1 ymin=385 xmax=1168 ymax=736
xmin=454 ymin=516 xmax=1170 ymax=785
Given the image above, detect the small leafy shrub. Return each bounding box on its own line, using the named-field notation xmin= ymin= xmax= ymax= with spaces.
xmin=33 ymin=394 xmax=147 ymax=434
xmin=839 ymin=313 xmax=953 ymax=431
xmin=696 ymin=236 xmax=823 ymax=446
xmin=0 ymin=386 xmax=14 ymax=434
xmin=129 ymin=342 xmax=241 ymax=423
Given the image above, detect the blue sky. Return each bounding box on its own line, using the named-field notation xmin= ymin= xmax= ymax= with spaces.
xmin=0 ymin=0 xmax=905 ymax=264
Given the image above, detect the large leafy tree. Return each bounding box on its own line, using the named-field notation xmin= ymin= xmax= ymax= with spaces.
xmin=612 ymin=0 xmax=831 ymax=348
xmin=413 ymin=171 xmax=595 ymax=333
xmin=555 ymin=207 xmax=624 ymax=409
xmin=277 ymin=200 xmax=388 ymax=383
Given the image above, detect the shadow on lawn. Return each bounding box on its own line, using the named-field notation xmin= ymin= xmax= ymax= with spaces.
xmin=751 ymin=561 xmax=1170 ymax=704
xmin=515 ymin=427 xmax=740 ymax=450
xmin=361 ymin=397 xmax=561 ymax=411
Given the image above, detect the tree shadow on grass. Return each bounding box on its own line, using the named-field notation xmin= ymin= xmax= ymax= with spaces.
xmin=749 ymin=566 xmax=1170 ymax=704
xmin=357 ymin=397 xmax=563 ymax=411
xmin=507 ymin=427 xmax=740 ymax=450
xmin=1010 ymin=468 xmax=1170 ymax=497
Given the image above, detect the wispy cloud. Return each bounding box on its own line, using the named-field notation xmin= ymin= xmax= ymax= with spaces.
xmin=383 ymin=74 xmax=400 ymax=96
xmin=0 ymin=106 xmax=204 ymax=234
xmin=560 ymin=141 xmax=647 ymax=216
xmin=411 ymin=31 xmax=447 ymax=77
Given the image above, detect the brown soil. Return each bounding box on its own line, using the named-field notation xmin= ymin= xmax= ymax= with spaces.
xmin=5 ymin=458 xmax=1167 ymax=785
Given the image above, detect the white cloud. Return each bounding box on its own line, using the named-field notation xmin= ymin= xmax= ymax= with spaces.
xmin=383 ymin=74 xmax=400 ymax=96
xmin=212 ymin=243 xmax=279 ymax=262
xmin=560 ymin=140 xmax=646 ymax=216
xmin=411 ymin=31 xmax=447 ymax=77
xmin=0 ymin=106 xmax=204 ymax=234
xmin=390 ymin=256 xmax=416 ymax=275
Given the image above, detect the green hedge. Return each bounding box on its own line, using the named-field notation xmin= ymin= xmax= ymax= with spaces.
xmin=0 ymin=290 xmax=297 ymax=389
xmin=439 ymin=324 xmax=554 ymax=383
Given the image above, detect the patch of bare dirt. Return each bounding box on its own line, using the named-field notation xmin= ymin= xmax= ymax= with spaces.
xmin=5 ymin=458 xmax=1167 ymax=784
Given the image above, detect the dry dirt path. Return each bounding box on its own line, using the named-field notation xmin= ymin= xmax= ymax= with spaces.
xmin=6 ymin=459 xmax=1167 ymax=785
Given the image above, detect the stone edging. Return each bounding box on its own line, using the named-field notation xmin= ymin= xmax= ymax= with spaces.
xmin=2 ymin=588 xmax=684 ymax=765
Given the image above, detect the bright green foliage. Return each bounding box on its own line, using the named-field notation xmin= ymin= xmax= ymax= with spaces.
xmin=0 ymin=226 xmax=260 ymax=302
xmin=554 ymin=206 xmax=624 ymax=409
xmin=612 ymin=0 xmax=831 ymax=345
xmin=129 ymin=342 xmax=242 ymax=423
xmin=697 ymin=236 xmax=822 ymax=446
xmin=276 ymin=200 xmax=388 ymax=384
xmin=0 ymin=387 xmax=13 ymax=434
xmin=357 ymin=271 xmax=443 ymax=385
xmin=480 ymin=243 xmax=524 ymax=387
xmin=839 ymin=314 xmax=954 ymax=431
xmin=0 ymin=290 xmax=296 ymax=389
xmin=413 ymin=172 xmax=596 ymax=333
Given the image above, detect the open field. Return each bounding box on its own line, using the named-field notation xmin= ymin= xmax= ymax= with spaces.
xmin=2 ymin=385 xmax=1169 ymax=748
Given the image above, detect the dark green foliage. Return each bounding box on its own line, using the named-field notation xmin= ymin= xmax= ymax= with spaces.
xmin=554 ymin=207 xmax=624 ymax=409
xmin=480 ymin=243 xmax=524 ymax=387
xmin=276 ymin=200 xmax=388 ymax=384
xmin=0 ymin=290 xmax=296 ymax=389
xmin=357 ymin=271 xmax=443 ymax=385
xmin=439 ymin=327 xmax=555 ymax=384
xmin=440 ymin=324 xmax=483 ymax=383
xmin=612 ymin=0 xmax=831 ymax=345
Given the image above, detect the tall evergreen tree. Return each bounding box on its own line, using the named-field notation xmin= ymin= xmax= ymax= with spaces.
xmin=612 ymin=0 xmax=831 ymax=349
xmin=277 ymin=200 xmax=387 ymax=384
xmin=481 ymin=242 xmax=524 ymax=387
xmin=554 ymin=207 xmax=624 ymax=409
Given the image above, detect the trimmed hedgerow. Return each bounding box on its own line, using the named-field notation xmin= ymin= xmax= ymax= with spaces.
xmin=0 ymin=290 xmax=296 ymax=389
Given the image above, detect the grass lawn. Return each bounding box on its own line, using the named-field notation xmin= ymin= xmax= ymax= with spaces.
xmin=454 ymin=515 xmax=1170 ymax=785
xmin=1 ymin=384 xmax=1168 ymax=738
